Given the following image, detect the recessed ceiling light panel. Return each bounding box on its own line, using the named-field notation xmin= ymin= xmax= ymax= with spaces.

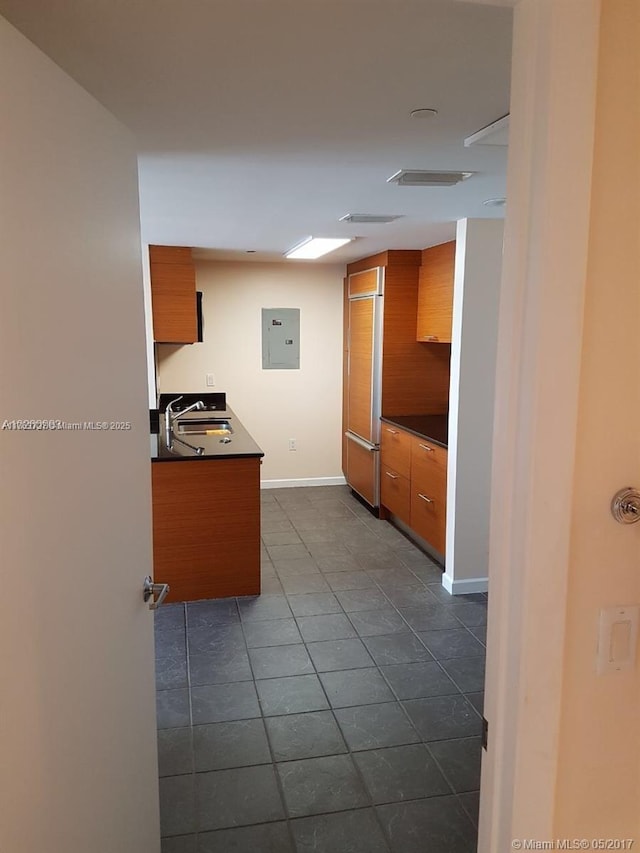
xmin=339 ymin=214 xmax=403 ymax=224
xmin=284 ymin=236 xmax=352 ymax=260
xmin=387 ymin=170 xmax=473 ymax=187
xmin=483 ymin=197 xmax=507 ymax=208
xmin=409 ymin=108 xmax=438 ymax=119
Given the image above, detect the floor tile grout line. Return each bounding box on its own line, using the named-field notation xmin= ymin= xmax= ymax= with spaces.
xmin=235 ymin=595 xmax=299 ymax=849
xmin=222 ymin=598 xmax=296 ymax=850
xmin=294 ymin=633 xmax=403 ymax=853
xmin=421 ymin=737 xmax=476 ymax=804
xmin=158 ymin=486 xmax=486 ymax=847
xmin=159 ymin=721 xmax=485 ymax=776
xmin=182 ymin=602 xmax=195 ymax=733
xmin=165 ymin=791 xmax=475 ymax=844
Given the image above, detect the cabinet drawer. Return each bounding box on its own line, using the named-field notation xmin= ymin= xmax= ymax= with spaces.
xmin=380 ymin=466 xmax=410 ymax=524
xmin=345 ymin=436 xmax=377 ymax=507
xmin=410 ymin=436 xmax=447 ymax=555
xmin=410 ymin=435 xmax=447 ymax=484
xmin=381 ymin=425 xmax=411 ymax=478
xmin=410 ymin=477 xmax=446 ymax=555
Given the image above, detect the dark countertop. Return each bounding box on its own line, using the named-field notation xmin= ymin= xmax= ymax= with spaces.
xmin=381 ymin=414 xmax=448 ymax=449
xmin=152 ymin=407 xmax=264 ymax=462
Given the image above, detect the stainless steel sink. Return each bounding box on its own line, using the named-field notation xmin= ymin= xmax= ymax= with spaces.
xmin=177 ymin=418 xmax=233 ymax=436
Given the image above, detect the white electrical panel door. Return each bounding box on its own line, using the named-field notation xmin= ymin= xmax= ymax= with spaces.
xmin=262 ymin=308 xmax=300 ymax=369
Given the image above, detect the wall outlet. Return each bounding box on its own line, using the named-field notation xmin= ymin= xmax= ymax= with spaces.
xmin=289 ymin=439 xmax=297 ymax=451
xmin=206 ymin=373 xmax=215 ymax=387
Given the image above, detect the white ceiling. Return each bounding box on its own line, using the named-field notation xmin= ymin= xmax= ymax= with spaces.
xmin=0 ymin=0 xmax=513 ymax=263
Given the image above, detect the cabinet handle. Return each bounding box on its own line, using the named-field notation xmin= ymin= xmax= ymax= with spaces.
xmin=418 ymin=493 xmax=434 ymax=504
xmin=418 ymin=443 xmax=435 ymax=453
xmin=422 ymin=335 xmax=439 ymax=342
xmin=385 ymin=428 xmax=398 ymax=435
xmin=385 ymin=471 xmax=399 ymax=480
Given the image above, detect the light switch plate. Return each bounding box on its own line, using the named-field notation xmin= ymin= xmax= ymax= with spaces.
xmin=597 ymin=605 xmax=639 ymax=674
xmin=206 ymin=373 xmax=215 ymax=387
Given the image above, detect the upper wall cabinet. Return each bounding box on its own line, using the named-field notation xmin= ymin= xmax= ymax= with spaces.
xmin=343 ymin=249 xmax=451 ymax=425
xmin=149 ymin=245 xmax=198 ymax=344
xmin=416 ymin=241 xmax=456 ymax=344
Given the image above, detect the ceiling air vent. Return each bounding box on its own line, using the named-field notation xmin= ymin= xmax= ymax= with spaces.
xmin=387 ymin=170 xmax=473 ymax=187
xmin=339 ymin=213 xmax=403 ymax=224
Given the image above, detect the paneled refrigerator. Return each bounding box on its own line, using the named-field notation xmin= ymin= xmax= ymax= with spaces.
xmin=344 ymin=266 xmax=384 ymax=509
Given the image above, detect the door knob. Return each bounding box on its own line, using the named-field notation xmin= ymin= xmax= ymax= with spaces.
xmin=611 ymin=488 xmax=640 ymax=524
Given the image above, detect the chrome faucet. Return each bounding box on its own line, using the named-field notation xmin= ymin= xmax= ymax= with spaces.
xmin=165 ymin=395 xmax=205 ymax=451
xmin=168 ymin=434 xmax=205 ymax=456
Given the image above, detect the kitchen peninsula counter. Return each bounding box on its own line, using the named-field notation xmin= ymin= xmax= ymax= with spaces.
xmin=151 ymin=405 xmax=262 ymax=602
xmin=151 ymin=407 xmax=264 ymax=462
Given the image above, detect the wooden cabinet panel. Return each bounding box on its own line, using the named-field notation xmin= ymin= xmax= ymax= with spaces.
xmin=347 ymin=297 xmax=375 ymax=442
xmin=410 ymin=436 xmax=447 ymax=555
xmin=346 ymin=438 xmax=377 ymax=506
xmin=417 ymin=241 xmax=455 ymax=343
xmin=149 ymin=245 xmax=198 ymax=344
xmin=152 ymin=457 xmax=260 ymax=601
xmin=149 ymin=245 xmax=193 ymax=265
xmin=380 ymin=425 xmax=411 ymax=478
xmin=346 ymin=250 xmax=421 ymax=276
xmin=410 ymin=481 xmax=446 ymax=555
xmin=382 ymin=263 xmax=451 ymax=416
xmin=379 ymin=424 xmax=446 ymax=553
xmin=380 ymin=465 xmax=410 ymax=524
xmin=343 ymin=247 xmax=451 ymax=510
xmin=410 ymin=435 xmax=448 ymax=484
xmin=348 ymin=269 xmax=379 ymax=297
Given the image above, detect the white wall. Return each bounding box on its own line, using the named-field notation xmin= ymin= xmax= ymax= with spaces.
xmin=0 ymin=17 xmax=159 ymax=853
xmin=157 ymin=260 xmax=344 ymax=483
xmin=445 ymin=218 xmax=504 ymax=593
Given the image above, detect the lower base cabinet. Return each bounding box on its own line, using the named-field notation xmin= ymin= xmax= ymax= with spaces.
xmin=345 ymin=436 xmax=378 ymax=507
xmin=151 ymin=456 xmax=261 ymax=601
xmin=410 ymin=478 xmax=447 ymax=555
xmin=380 ymin=426 xmax=447 ymax=557
xmin=380 ymin=465 xmax=410 ymax=524
xmin=410 ymin=436 xmax=447 ymax=555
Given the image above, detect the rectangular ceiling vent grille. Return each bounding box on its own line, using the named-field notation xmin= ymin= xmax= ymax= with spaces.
xmin=339 ymin=213 xmax=403 ymax=224
xmin=387 ymin=170 xmax=473 ymax=187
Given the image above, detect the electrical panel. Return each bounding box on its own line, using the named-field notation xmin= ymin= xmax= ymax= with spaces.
xmin=261 ymin=308 xmax=300 ymax=370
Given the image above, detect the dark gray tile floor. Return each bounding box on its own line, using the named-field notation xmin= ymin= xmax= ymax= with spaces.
xmin=155 ymin=485 xmax=487 ymax=853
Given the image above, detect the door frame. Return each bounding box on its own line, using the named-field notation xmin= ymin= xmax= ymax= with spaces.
xmin=456 ymin=0 xmax=604 ymax=848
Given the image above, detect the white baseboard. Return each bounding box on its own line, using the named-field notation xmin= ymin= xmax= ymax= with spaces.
xmin=442 ymin=574 xmax=489 ymax=595
xmin=261 ymin=476 xmax=347 ymax=490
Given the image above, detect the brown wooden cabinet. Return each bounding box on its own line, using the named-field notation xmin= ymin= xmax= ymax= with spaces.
xmin=416 ymin=241 xmax=456 ymax=344
xmin=380 ymin=424 xmax=411 ymax=478
xmin=151 ymin=456 xmax=261 ymax=602
xmin=410 ymin=435 xmax=447 ymax=555
xmin=149 ymin=244 xmax=198 ymax=344
xmin=380 ymin=422 xmax=447 ymax=557
xmin=380 ymin=465 xmax=410 ymax=524
xmin=342 ymin=250 xmax=451 ymax=507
